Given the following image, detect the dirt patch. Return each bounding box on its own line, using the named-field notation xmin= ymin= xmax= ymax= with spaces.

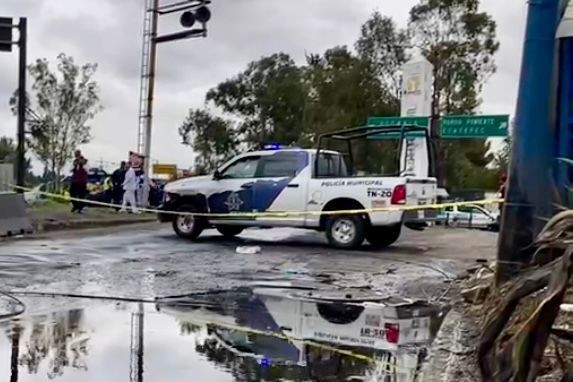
xmin=438 ymin=265 xmax=573 ymax=381
xmin=29 ymin=201 xmax=155 ymax=232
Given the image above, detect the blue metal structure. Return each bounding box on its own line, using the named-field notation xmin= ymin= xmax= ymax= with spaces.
xmin=497 ymin=0 xmax=563 ymax=282
xmin=557 ymin=37 xmax=573 ymax=203
xmin=557 ymin=1 xmax=573 ymax=203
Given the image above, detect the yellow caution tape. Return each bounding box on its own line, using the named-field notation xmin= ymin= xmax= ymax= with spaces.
xmin=10 ymin=184 xmax=503 ymax=219
xmin=175 ymin=315 xmax=417 ymax=375
xmin=206 ymin=319 xmax=377 ymax=364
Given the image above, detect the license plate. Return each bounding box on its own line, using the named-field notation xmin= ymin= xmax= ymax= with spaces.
xmin=418 ymin=210 xmax=425 ymax=219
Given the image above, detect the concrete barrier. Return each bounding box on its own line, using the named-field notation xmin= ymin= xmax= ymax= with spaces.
xmin=0 ymin=192 xmax=32 ymax=236
xmin=0 ymin=164 xmax=14 ymax=192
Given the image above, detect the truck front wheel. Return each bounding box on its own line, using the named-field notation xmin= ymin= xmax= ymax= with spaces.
xmin=172 ymin=204 xmax=205 ymax=240
xmin=325 ymin=215 xmax=365 ymax=249
xmin=366 ymin=224 xmax=401 ymax=248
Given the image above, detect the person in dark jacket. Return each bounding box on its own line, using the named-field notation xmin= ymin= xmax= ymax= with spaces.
xmin=111 ymin=161 xmax=127 ymax=209
xmin=70 ymin=150 xmax=88 ymax=213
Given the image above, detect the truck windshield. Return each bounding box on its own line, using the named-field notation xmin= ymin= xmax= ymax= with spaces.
xmin=314 ymin=153 xmax=348 ymax=177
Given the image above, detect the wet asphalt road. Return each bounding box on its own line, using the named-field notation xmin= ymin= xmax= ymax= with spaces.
xmin=0 ymin=223 xmax=497 ymax=311
xmin=0 ymin=224 xmax=497 ymax=381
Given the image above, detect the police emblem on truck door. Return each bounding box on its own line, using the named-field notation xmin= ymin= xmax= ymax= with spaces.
xmin=224 ymin=192 xmax=243 ymax=211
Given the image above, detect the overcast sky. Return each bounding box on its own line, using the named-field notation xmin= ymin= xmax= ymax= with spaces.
xmin=0 ymin=0 xmax=527 ymax=172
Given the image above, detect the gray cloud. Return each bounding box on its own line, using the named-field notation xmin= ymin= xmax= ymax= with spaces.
xmin=0 ymin=0 xmax=526 ymax=172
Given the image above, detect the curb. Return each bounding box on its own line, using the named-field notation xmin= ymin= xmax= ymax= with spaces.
xmin=32 ymin=217 xmax=157 ymax=233
xmin=424 ymin=303 xmax=481 ymax=381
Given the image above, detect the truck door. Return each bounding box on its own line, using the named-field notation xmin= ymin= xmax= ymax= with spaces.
xmin=207 ymin=155 xmax=260 ymax=218
xmin=253 ymin=151 xmax=309 ymax=226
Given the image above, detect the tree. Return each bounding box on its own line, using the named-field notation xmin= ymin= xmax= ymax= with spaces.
xmin=10 ymin=53 xmax=102 ymax=190
xmin=304 ymin=46 xmax=400 ymax=173
xmin=180 ymin=48 xmax=401 ymax=174
xmin=408 ymin=0 xmax=500 ymax=189
xmin=178 ymin=109 xmax=238 ymax=173
xmin=305 ymin=46 xmax=397 ymax=138
xmin=493 ymin=136 xmax=511 ymax=172
xmin=206 ymin=53 xmax=309 ymax=147
xmin=355 ymin=11 xmax=409 ymax=101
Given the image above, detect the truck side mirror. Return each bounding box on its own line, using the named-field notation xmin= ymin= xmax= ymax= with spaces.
xmin=213 ymin=170 xmax=222 ymax=180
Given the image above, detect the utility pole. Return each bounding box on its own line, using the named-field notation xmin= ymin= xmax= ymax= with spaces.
xmin=17 ymin=18 xmax=27 ymax=190
xmin=136 ymin=0 xmax=211 ymax=175
xmin=143 ymin=0 xmax=159 ymax=173
xmin=496 ymin=0 xmax=561 ymax=283
xmin=9 ymin=323 xmax=20 ymax=382
xmin=129 ymin=303 xmax=144 ymax=382
xmin=0 ymin=17 xmax=27 ymax=191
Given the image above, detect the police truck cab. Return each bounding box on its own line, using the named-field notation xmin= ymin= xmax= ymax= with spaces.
xmin=159 ymin=125 xmax=437 ymax=248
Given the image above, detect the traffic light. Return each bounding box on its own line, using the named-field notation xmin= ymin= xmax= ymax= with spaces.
xmin=195 ymin=6 xmax=211 ymax=23
xmin=179 ymin=5 xmax=211 ymax=28
xmin=0 ymin=17 xmax=13 ymax=52
xmin=180 ymin=11 xmax=196 ymax=28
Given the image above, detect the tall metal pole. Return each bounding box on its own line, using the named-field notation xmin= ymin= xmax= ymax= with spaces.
xmin=137 ymin=302 xmax=144 ymax=382
xmin=129 ymin=303 xmax=145 ymax=382
xmin=16 ymin=17 xmax=26 ymax=190
xmin=496 ymin=0 xmax=562 ymax=283
xmin=144 ymin=0 xmax=159 ymax=174
xmin=10 ymin=323 xmax=21 ymax=382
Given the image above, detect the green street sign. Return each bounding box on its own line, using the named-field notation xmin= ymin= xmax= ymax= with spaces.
xmin=440 ymin=115 xmax=509 ymax=138
xmin=367 ymin=116 xmax=429 ymax=140
xmin=368 ymin=116 xmax=429 ymax=127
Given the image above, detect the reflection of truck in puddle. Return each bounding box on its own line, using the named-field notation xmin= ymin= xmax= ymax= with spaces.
xmin=157 ymin=287 xmax=446 ymax=381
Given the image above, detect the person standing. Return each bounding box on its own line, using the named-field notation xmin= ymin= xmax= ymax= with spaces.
xmin=70 ymin=150 xmax=88 ymax=213
xmin=111 ymin=161 xmax=127 ymax=209
xmin=497 ymin=173 xmax=508 ymax=225
xmin=121 ymin=162 xmax=139 ymax=214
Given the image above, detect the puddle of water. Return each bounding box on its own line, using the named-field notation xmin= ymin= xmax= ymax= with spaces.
xmin=0 ymin=287 xmax=447 ymax=381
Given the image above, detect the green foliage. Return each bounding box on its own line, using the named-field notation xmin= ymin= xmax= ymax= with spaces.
xmin=355 ymin=11 xmax=409 ymax=99
xmin=409 ymin=0 xmax=499 ymax=114
xmin=493 ymin=136 xmax=511 ymax=171
xmin=304 ymin=46 xmax=398 ymax=139
xmin=206 ymin=53 xmax=310 ymax=147
xmin=182 ymin=47 xmax=400 ymax=168
xmin=10 ymin=53 xmax=102 ymax=190
xmin=178 ymin=109 xmax=238 ymax=173
xmin=408 ymin=0 xmax=500 ymax=190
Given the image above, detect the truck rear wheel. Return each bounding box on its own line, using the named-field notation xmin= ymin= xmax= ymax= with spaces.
xmin=366 ymin=224 xmax=401 ymax=248
xmin=325 ymin=214 xmax=365 ymax=249
xmin=172 ymin=204 xmax=205 ymax=240
xmin=216 ymin=225 xmax=244 ymax=238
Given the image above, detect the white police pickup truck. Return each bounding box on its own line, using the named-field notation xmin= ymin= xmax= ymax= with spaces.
xmin=159 ymin=126 xmax=437 ymax=248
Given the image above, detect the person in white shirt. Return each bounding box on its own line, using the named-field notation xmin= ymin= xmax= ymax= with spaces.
xmin=120 ymin=162 xmax=140 ymax=214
